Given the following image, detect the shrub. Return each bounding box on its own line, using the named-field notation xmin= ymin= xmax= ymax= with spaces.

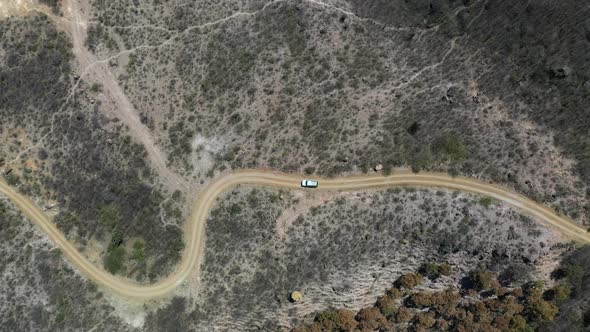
xmin=376 ymin=294 xmax=397 ymax=318
xmin=105 ymin=246 xmax=126 ymax=274
xmin=132 ymin=240 xmax=145 ymax=262
xmin=230 ymin=204 xmax=242 ymax=216
xmin=525 ymin=296 xmax=559 ymax=322
xmin=356 ymin=307 xmax=389 ymax=331
xmin=420 ymin=262 xmax=452 ymax=280
xmin=395 ymin=306 xmax=414 ymax=323
xmin=396 ymin=272 xmax=424 ymax=289
xmin=98 ymin=205 xmax=121 ymax=229
xmin=468 ymin=270 xmax=500 ymax=291
xmin=479 ymin=197 xmax=494 ymax=208
xmin=415 ymin=311 xmax=436 ymax=328
xmin=432 ymin=133 xmax=468 ymax=162
xmin=313 ymin=309 xmax=357 ymax=331
xmin=90 ymin=83 xmax=103 ymax=93
xmin=111 ymin=229 xmax=123 ymax=247
xmin=544 ymin=283 xmax=572 ymax=303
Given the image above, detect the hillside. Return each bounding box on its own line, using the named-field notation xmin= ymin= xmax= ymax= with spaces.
xmin=0 ymin=0 xmax=589 ymax=330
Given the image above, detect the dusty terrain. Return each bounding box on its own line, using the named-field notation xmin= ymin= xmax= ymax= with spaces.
xmin=1 ymin=170 xmax=587 ymax=301
xmin=78 ymin=0 xmax=590 ymax=226
xmin=0 ymin=195 xmax=129 ymax=331
xmin=150 ymin=185 xmax=568 ymax=331
xmin=0 ymin=0 xmax=37 ymax=18
xmin=1 ymin=0 xmax=589 ymax=330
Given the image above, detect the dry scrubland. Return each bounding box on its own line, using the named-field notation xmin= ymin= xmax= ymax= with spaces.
xmin=1 ymin=0 xmax=589 ymax=284
xmin=0 ymin=0 xmax=590 ymax=330
xmin=1 ymin=183 xmax=588 ymax=331
xmin=0 ymin=16 xmax=186 ymax=282
xmin=293 ymin=250 xmax=590 ymax=331
xmin=0 ymin=196 xmax=130 ymax=331
xmin=88 ymin=0 xmax=590 ymax=225
xmin=145 ymin=187 xmax=568 ymax=331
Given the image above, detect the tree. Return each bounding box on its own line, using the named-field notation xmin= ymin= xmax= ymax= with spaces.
xmin=524 ymin=283 xmax=559 ymax=323
xmin=395 ymin=307 xmax=413 ymax=323
xmin=356 ymin=307 xmax=390 ymax=331
xmin=376 ymin=294 xmax=397 ymax=318
xmin=111 ymin=228 xmax=123 ymax=247
xmin=544 ymin=283 xmax=572 ymax=303
xmin=396 ymin=272 xmax=424 ymax=289
xmin=468 ymin=270 xmax=500 ymax=291
xmin=415 ymin=311 xmax=436 ymax=329
xmin=312 ymin=309 xmax=358 ymax=331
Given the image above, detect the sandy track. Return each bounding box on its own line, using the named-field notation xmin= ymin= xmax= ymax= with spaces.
xmin=1 ymin=169 xmax=588 ymax=301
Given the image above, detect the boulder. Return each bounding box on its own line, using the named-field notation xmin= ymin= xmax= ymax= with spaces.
xmin=549 ymin=65 xmax=572 ymax=78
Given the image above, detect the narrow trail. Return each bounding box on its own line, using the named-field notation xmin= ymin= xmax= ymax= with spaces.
xmin=2 ymin=0 xmax=187 ymax=191
xmin=2 ymin=0 xmax=588 ymax=303
xmin=1 ymin=169 xmax=588 ymax=301
xmin=62 ymin=0 xmax=187 ymax=190
xmin=4 ymin=0 xmax=476 ymax=190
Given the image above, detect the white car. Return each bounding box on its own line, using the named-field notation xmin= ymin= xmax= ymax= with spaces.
xmin=301 ymin=180 xmax=319 ymax=188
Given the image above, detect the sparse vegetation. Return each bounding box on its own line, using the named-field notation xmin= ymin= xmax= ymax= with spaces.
xmin=0 ymin=198 xmax=126 ymax=331
xmin=91 ymin=0 xmax=589 ymax=226
xmin=145 ymin=187 xmax=561 ymax=330
xmin=0 ymin=14 xmax=183 ymax=282
xmin=2 ymin=0 xmax=589 ymax=331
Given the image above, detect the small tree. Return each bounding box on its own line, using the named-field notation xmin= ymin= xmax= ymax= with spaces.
xmin=396 ymin=272 xmax=424 ymax=289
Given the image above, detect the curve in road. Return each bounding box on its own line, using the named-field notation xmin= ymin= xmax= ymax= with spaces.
xmin=1 ymin=169 xmax=588 ymax=301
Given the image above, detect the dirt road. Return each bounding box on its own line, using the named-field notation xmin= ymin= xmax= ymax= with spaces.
xmin=1 ymin=169 xmax=588 ymax=301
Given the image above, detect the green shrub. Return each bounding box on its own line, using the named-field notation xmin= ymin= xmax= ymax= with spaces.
xmin=90 ymin=83 xmax=103 ymax=92
xmin=105 ymin=246 xmax=126 ymax=274
xmin=111 ymin=229 xmax=123 ymax=247
xmin=132 ymin=240 xmax=145 ymax=262
xmin=421 ymin=263 xmax=452 ymax=280
xmin=99 ymin=205 xmax=121 ymax=229
xmin=230 ymin=204 xmax=242 ymax=216
xmin=479 ymin=197 xmax=494 ymax=208
xmin=433 ymin=133 xmax=467 ymax=162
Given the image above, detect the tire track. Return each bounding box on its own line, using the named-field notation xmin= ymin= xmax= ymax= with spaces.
xmin=1 ymin=169 xmax=588 ymax=301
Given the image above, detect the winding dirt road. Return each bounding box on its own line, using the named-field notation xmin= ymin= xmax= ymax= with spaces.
xmin=1 ymin=169 xmax=589 ymax=301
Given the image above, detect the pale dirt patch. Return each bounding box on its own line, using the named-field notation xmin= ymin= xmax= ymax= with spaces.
xmin=189 ymin=134 xmax=225 ymax=174
xmin=191 ymin=133 xmax=224 ymax=153
xmin=83 ymin=238 xmax=106 ymax=267
xmin=102 ymin=292 xmax=147 ymax=328
xmin=24 ymin=157 xmax=39 ymax=171
xmin=0 ymin=0 xmax=37 ymax=18
xmin=0 ymin=0 xmax=56 ymax=19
